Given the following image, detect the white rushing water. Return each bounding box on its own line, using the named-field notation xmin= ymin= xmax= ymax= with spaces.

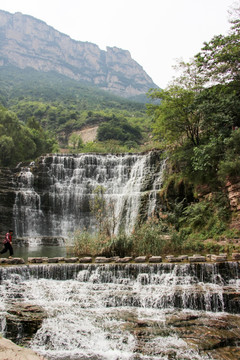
xmin=0 ymin=263 xmax=239 ymax=359
xmin=13 ymin=152 xmax=165 ymax=243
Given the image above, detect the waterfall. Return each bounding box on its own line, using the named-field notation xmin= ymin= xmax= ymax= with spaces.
xmin=0 ymin=262 xmax=239 ymax=359
xmin=13 ymin=151 xmax=164 ymax=241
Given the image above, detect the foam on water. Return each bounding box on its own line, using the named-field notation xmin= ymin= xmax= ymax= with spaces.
xmin=0 ymin=263 xmax=239 ymax=359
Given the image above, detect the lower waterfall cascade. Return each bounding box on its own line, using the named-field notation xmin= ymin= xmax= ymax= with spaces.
xmin=0 ymin=262 xmax=240 ymax=360
xmin=13 ymin=151 xmax=165 ymax=243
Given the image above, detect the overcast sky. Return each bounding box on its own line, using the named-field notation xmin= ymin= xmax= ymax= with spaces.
xmin=0 ymin=0 xmax=236 ymax=88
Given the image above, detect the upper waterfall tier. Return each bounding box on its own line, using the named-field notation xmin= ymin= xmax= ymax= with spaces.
xmin=13 ymin=151 xmax=165 ymax=240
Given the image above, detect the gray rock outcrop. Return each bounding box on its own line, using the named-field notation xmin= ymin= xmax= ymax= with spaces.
xmin=0 ymin=10 xmax=157 ymax=97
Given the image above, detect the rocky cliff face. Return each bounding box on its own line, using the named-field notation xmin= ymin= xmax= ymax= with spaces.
xmin=0 ymin=10 xmax=157 ymax=98
xmin=0 ymin=168 xmax=16 ymax=237
xmin=226 ymin=178 xmax=240 ymax=231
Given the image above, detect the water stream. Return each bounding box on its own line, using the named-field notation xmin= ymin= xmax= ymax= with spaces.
xmin=0 ymin=262 xmax=239 ymax=359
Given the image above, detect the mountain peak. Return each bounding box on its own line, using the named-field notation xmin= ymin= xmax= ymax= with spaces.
xmin=0 ymin=10 xmax=157 ymax=97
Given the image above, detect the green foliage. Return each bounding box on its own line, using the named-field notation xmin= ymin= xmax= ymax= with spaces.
xmin=148 ymin=11 xmax=240 ymax=188
xmin=106 ymin=234 xmax=133 ymax=257
xmin=130 ymin=216 xmax=171 ymax=256
xmin=68 ymin=133 xmax=83 ymax=150
xmin=0 ymin=66 xmax=148 ymax=135
xmin=97 ymin=115 xmax=143 ymax=146
xmin=73 ymin=229 xmax=111 ymax=256
xmin=0 ymin=106 xmax=57 ymax=167
xmin=218 ymin=129 xmax=240 ymax=180
xmin=148 ymin=86 xmax=201 ymax=146
xmin=195 ymin=11 xmax=240 ymax=84
xmin=0 ymin=135 xmax=14 ymax=165
xmin=78 ymin=140 xmax=141 ymax=154
xmin=177 ymin=192 xmax=231 ymax=240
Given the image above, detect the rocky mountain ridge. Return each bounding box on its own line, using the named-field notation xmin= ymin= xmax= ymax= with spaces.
xmin=0 ymin=10 xmax=157 ymax=98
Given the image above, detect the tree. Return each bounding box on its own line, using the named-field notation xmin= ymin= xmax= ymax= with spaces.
xmin=195 ymin=9 xmax=240 ymax=84
xmin=0 ymin=106 xmax=57 ymax=166
xmin=97 ymin=116 xmax=143 ymax=146
xmin=148 ymin=86 xmax=202 ymax=147
xmin=148 ymin=9 xmax=240 ymax=186
xmin=0 ymin=135 xmax=14 ymax=166
xmin=68 ymin=133 xmax=83 ymax=150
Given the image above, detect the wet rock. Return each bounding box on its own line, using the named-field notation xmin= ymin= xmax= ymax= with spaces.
xmin=5 ymin=303 xmax=46 ymax=345
xmin=166 ymin=312 xmax=240 ymax=358
xmin=225 ymin=292 xmax=240 ymax=313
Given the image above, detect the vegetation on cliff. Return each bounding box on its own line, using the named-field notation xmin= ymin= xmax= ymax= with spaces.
xmin=72 ymin=9 xmax=240 ymax=256
xmin=146 ymin=9 xmax=240 ymax=247
xmin=0 ymin=106 xmax=58 ymax=167
xmin=0 ymin=66 xmax=153 ymax=153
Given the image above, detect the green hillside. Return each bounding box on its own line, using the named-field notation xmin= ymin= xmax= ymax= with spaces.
xmin=0 ymin=66 xmax=155 ymax=152
xmin=0 ymin=66 xmax=147 ymax=123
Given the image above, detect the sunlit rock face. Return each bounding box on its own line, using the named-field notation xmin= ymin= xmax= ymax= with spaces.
xmin=0 ymin=10 xmax=157 ymax=97
xmin=13 ymin=151 xmax=165 ymax=242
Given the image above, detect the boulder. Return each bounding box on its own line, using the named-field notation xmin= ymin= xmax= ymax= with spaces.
xmin=166 ymin=257 xmax=182 ymax=263
xmin=95 ymin=257 xmax=112 ymax=263
xmin=211 ymin=254 xmax=227 ymax=262
xmin=79 ymin=257 xmax=92 ymax=263
xmin=149 ymin=256 xmax=162 ymax=263
xmin=177 ymin=255 xmax=188 ymax=261
xmin=0 ymin=257 xmax=25 ymax=265
xmin=134 ymin=256 xmax=147 ymax=263
xmin=115 ymin=257 xmax=132 ymax=263
xmin=232 ymin=253 xmax=240 ymax=260
xmin=0 ymin=337 xmax=47 ymax=360
xmin=5 ymin=303 xmax=46 ymax=345
xmin=28 ymin=257 xmax=46 ymax=263
xmin=64 ymin=257 xmax=78 ymax=263
xmin=189 ymin=255 xmax=206 ymax=262
xmin=47 ymin=257 xmax=59 ymax=263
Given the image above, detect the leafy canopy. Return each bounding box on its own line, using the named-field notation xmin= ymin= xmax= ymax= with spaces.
xmin=0 ymin=106 xmax=57 ymax=167
xmin=148 ymin=8 xmax=240 ymax=186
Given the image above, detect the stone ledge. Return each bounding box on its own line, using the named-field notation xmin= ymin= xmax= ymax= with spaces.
xmin=0 ymin=253 xmax=240 ymax=266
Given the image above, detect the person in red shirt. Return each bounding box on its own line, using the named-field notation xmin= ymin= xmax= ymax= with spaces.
xmin=0 ymin=230 xmax=14 ymax=258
